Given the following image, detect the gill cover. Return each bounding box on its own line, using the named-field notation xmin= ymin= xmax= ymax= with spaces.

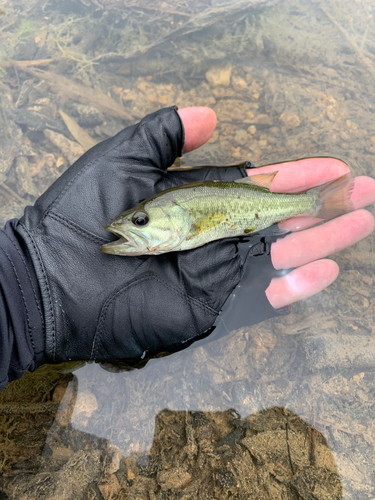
xmin=102 ymin=202 xmax=191 ymax=255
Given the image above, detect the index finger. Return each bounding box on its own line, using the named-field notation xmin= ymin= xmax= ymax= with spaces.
xmin=246 ymin=157 xmax=350 ymax=192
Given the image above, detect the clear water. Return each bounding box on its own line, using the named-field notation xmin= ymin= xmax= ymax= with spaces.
xmin=1 ymin=0 xmax=375 ymax=498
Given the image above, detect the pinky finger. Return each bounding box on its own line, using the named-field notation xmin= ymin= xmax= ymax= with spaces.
xmin=265 ymin=259 xmax=339 ymax=309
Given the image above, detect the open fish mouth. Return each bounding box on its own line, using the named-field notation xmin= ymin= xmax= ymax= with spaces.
xmin=101 ymin=235 xmax=130 ymax=250
xmin=101 ymin=226 xmax=148 ymax=254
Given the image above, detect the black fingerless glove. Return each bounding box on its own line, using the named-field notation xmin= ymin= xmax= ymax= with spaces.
xmin=0 ymin=106 xmax=288 ymax=388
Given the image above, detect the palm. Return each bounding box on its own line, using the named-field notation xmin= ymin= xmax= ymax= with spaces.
xmin=178 ymin=107 xmax=375 ymax=308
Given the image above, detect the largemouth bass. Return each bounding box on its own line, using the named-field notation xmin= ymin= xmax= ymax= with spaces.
xmin=101 ymin=172 xmax=354 ymax=256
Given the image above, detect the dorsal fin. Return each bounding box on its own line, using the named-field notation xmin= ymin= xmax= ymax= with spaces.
xmin=235 ymin=171 xmax=278 ymax=190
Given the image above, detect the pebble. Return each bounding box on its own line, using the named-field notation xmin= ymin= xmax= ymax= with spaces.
xmin=72 ymin=390 xmax=98 ymax=427
xmin=206 ymin=63 xmax=232 ymax=87
xmin=73 ymin=104 xmax=104 ymax=127
xmin=340 ymin=130 xmax=350 ymax=141
xmin=279 ymin=112 xmax=301 ymax=128
xmin=234 ymin=129 xmax=248 ymax=146
xmin=247 ymin=125 xmax=257 ymax=135
xmin=362 ymin=275 xmax=373 ymax=286
xmin=252 ymin=114 xmax=272 ymax=125
xmin=232 ymin=75 xmax=248 ymax=92
xmin=326 ymin=108 xmax=337 ymax=122
xmin=98 ymin=475 xmax=122 ymax=500
xmin=44 ymin=129 xmax=85 ymax=165
xmin=157 ymin=468 xmax=191 ymax=489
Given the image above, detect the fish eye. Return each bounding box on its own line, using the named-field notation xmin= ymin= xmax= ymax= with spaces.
xmin=132 ymin=212 xmax=149 ymax=226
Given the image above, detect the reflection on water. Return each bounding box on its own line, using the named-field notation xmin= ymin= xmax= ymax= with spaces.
xmin=1 ymin=0 xmax=375 ymax=498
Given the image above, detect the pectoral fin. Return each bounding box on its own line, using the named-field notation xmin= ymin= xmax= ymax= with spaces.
xmin=186 ymin=210 xmax=227 ymax=240
xmin=235 ymin=171 xmax=278 ymax=190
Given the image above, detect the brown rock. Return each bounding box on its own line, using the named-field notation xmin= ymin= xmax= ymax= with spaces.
xmin=279 ymin=112 xmax=301 ymax=129
xmin=98 ymin=474 xmax=122 ymax=500
xmin=252 ymin=114 xmax=272 ymax=125
xmin=157 ymin=468 xmax=191 ymax=490
xmin=206 ymin=63 xmax=232 ymax=87
xmin=234 ymin=129 xmax=248 ymax=146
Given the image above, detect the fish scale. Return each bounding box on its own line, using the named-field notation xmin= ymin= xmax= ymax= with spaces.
xmin=170 ymin=182 xmax=318 ymax=245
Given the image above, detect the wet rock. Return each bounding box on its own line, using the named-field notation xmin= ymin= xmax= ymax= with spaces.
xmin=157 ymin=467 xmax=191 ymax=490
xmin=216 ymin=427 xmax=246 ymax=449
xmin=232 ymin=75 xmax=248 ymax=92
xmin=54 ymin=378 xmax=78 ymax=428
xmin=102 ymin=443 xmax=122 ymax=476
xmin=15 ymin=156 xmax=39 ymax=198
xmin=71 ymin=104 xmax=104 ymax=127
xmin=100 ymin=119 xmax=121 ymax=138
xmin=291 ymin=466 xmax=342 ymax=500
xmin=5 ymin=450 xmax=101 ymax=500
xmin=206 ymin=63 xmax=232 ymax=87
xmin=234 ymin=129 xmax=248 ymax=146
xmin=302 ymin=334 xmax=375 ymax=371
xmin=252 ymin=113 xmax=272 ymax=125
xmin=98 ymin=474 xmax=122 ymax=499
xmin=279 ymin=112 xmax=301 ymax=128
xmin=44 ymin=129 xmax=85 ymax=165
xmin=15 ymin=80 xmax=33 ymax=108
xmin=72 ymin=390 xmax=98 ymax=427
xmin=326 ymin=108 xmax=337 ymax=122
xmin=247 ymin=125 xmax=257 ymax=135
xmin=215 ymin=467 xmax=235 ymax=488
xmin=0 ymin=90 xmax=24 ymax=183
xmin=136 ymin=455 xmax=161 ymax=477
xmin=13 ymin=109 xmax=65 ymax=134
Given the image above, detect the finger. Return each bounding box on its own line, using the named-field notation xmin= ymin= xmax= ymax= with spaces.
xmin=279 ymin=175 xmax=375 ymax=231
xmin=178 ymin=107 xmax=217 ymax=154
xmin=272 ymin=209 xmax=375 ymax=270
xmin=246 ymin=157 xmax=350 ymax=192
xmin=266 ymin=259 xmax=339 ymax=309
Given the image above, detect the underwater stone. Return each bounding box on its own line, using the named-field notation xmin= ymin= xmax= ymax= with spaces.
xmin=206 ymin=63 xmax=232 ymax=87
xmin=302 ymin=333 xmax=375 ymax=371
xmin=234 ymin=129 xmax=248 ymax=146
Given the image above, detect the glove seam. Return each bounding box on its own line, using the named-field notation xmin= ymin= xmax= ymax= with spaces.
xmin=40 ymin=155 xmax=111 ymax=225
xmin=0 ymin=241 xmax=36 ymax=356
xmin=17 ymin=222 xmax=56 ymax=359
xmin=48 ymin=211 xmax=108 ymax=244
xmin=0 ymin=228 xmax=45 ymax=332
xmin=91 ymin=272 xmax=218 ymax=360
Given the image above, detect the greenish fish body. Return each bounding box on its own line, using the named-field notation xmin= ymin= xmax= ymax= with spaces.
xmin=102 ymin=172 xmax=353 ymax=256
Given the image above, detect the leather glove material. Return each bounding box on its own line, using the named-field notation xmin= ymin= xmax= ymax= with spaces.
xmin=16 ymin=106 xmax=286 ymax=363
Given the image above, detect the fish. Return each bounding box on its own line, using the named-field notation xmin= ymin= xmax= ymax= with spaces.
xmin=101 ymin=171 xmax=354 ymax=256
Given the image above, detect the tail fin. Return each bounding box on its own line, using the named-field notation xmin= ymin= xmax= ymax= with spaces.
xmin=312 ymin=173 xmax=354 ymax=219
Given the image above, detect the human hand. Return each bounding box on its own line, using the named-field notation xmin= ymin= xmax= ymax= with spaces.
xmin=16 ymin=106 xmax=270 ymax=363
xmin=15 ymin=105 xmax=375 ymax=365
xmin=251 ymin=159 xmax=375 ymax=308
xmin=181 ymin=108 xmax=375 ymax=310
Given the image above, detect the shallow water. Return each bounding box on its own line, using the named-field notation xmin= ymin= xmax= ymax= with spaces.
xmin=1 ymin=0 xmax=375 ymax=498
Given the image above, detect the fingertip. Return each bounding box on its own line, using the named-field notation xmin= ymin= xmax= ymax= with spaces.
xmin=178 ymin=107 xmax=217 ymax=153
xmin=351 ymin=176 xmax=375 ymax=209
xmin=352 ymin=208 xmax=375 ymax=237
xmin=266 ymin=259 xmax=339 ymax=309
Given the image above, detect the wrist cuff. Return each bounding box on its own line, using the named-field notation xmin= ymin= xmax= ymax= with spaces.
xmin=0 ymin=219 xmax=45 ymax=388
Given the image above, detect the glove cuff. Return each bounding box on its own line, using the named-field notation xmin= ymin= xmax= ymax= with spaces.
xmin=0 ymin=220 xmax=45 ymax=388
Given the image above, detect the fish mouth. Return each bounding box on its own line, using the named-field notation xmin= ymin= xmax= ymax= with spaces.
xmin=101 ymin=226 xmax=148 ymax=255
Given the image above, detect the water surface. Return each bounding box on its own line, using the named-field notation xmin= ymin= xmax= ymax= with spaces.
xmin=1 ymin=0 xmax=375 ymax=498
